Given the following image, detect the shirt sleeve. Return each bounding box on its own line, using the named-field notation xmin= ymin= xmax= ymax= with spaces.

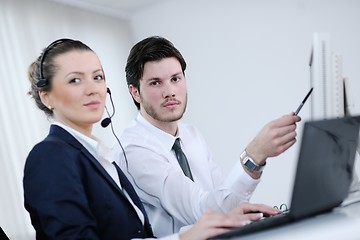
xmin=193 ymin=134 xmax=261 ymax=214
xmin=209 ymin=155 xmax=261 ymax=205
xmin=132 ymin=233 xmax=179 ymax=240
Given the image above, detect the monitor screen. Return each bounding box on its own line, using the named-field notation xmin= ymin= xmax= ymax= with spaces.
xmin=309 ymin=32 xmax=344 ymax=120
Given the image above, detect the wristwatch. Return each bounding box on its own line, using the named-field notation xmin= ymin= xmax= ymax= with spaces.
xmin=240 ymin=150 xmax=266 ymax=172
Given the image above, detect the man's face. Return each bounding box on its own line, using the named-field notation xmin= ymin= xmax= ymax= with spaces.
xmin=131 ymin=57 xmax=187 ymax=128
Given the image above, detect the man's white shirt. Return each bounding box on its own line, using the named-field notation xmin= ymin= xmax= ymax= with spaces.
xmin=115 ymin=113 xmax=260 ymax=237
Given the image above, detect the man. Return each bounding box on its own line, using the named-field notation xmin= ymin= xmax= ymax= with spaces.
xmin=116 ymin=36 xmax=301 ymax=237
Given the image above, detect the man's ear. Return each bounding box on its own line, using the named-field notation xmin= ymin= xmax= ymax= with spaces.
xmin=129 ymin=85 xmax=141 ymax=104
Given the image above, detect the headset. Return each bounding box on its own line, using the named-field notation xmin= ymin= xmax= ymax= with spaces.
xmin=102 ymin=89 xmax=176 ymax=232
xmin=36 ymin=38 xmax=73 ymax=88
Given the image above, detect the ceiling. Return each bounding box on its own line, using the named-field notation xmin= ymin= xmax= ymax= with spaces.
xmin=48 ymin=0 xmax=165 ymax=19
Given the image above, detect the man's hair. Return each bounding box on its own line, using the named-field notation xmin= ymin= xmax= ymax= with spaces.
xmin=125 ymin=36 xmax=187 ymax=109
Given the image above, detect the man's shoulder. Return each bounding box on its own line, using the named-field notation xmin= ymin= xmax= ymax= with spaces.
xmin=178 ymin=121 xmax=203 ymax=137
xmin=121 ymin=120 xmax=147 ymax=137
xmin=119 ymin=120 xmax=155 ymax=147
xmin=178 ymin=121 xmax=197 ymax=130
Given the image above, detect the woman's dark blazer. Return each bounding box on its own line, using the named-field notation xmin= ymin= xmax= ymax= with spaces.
xmin=23 ymin=125 xmax=154 ymax=239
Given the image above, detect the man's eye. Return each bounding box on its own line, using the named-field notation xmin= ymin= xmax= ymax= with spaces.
xmin=172 ymin=76 xmax=181 ymax=82
xmin=150 ymin=81 xmax=160 ymax=86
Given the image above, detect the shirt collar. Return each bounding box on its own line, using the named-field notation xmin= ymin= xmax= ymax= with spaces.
xmin=52 ymin=122 xmax=113 ymax=163
xmin=136 ymin=112 xmax=181 ymax=151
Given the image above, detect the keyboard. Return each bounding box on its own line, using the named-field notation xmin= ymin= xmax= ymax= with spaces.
xmin=209 ymin=210 xmax=292 ymax=239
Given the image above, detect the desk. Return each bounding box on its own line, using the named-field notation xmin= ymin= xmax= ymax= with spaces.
xmin=232 ymin=193 xmax=360 ymax=240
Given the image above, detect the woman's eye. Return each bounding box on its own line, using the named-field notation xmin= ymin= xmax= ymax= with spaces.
xmin=69 ymin=78 xmax=81 ymax=84
xmin=94 ymin=75 xmax=104 ymax=81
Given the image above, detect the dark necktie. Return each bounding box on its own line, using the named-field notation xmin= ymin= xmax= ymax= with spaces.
xmin=172 ymin=138 xmax=193 ymax=181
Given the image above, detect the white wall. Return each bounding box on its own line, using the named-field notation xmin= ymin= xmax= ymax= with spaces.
xmin=128 ymin=0 xmax=360 ymax=206
xmin=0 ymin=0 xmax=136 ymax=238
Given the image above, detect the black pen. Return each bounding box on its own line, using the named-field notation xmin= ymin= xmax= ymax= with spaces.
xmin=294 ymin=88 xmax=313 ymax=116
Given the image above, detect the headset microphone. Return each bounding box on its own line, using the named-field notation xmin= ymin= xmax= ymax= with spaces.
xmin=101 ymin=88 xmax=115 ymax=128
xmin=101 ymin=117 xmax=112 ymax=128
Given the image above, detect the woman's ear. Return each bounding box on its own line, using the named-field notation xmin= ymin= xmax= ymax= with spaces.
xmin=39 ymin=90 xmax=52 ymax=110
xmin=129 ymin=85 xmax=141 ymax=104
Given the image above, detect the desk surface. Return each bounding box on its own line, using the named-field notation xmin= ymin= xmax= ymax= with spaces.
xmin=231 ymin=192 xmax=360 ymax=240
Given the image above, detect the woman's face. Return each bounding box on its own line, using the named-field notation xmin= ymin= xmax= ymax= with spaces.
xmin=41 ymin=50 xmax=107 ymax=136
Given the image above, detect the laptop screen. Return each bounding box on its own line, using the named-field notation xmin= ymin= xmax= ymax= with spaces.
xmin=290 ymin=116 xmax=360 ymax=219
xmin=0 ymin=227 xmax=9 ymax=240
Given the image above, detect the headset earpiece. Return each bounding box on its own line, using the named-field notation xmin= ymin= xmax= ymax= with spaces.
xmin=36 ymin=38 xmax=72 ymax=88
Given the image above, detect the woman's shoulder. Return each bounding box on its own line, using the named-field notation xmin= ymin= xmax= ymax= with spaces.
xmin=25 ymin=131 xmax=81 ymax=170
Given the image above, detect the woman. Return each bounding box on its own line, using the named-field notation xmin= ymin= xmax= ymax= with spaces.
xmin=23 ymin=38 xmax=280 ymax=240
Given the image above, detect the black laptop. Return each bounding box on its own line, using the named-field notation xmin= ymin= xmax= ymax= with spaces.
xmin=0 ymin=227 xmax=9 ymax=240
xmin=210 ymin=116 xmax=360 ymax=239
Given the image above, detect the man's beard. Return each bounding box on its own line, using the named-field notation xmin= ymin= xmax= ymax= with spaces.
xmin=142 ymin=94 xmax=187 ymax=123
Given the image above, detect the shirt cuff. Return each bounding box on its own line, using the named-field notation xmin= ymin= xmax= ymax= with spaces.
xmin=225 ymin=161 xmax=261 ymax=200
xmin=132 ymin=233 xmax=180 ymax=240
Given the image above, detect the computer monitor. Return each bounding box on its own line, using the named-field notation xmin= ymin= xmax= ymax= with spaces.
xmin=309 ymin=32 xmax=360 ymax=194
xmin=309 ymin=32 xmax=344 ymax=120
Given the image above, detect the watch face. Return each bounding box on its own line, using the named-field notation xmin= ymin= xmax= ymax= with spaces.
xmin=241 ymin=151 xmax=264 ymax=172
xmin=244 ymin=157 xmax=257 ymax=171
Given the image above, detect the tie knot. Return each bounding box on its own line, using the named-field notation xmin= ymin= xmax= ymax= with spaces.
xmin=172 ymin=138 xmax=182 ymax=151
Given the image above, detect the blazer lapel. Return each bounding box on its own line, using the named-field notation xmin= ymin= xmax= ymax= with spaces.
xmin=112 ymin=162 xmax=154 ymax=236
xmin=48 ymin=125 xmax=125 ymax=196
xmin=112 ymin=163 xmax=147 ymax=215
